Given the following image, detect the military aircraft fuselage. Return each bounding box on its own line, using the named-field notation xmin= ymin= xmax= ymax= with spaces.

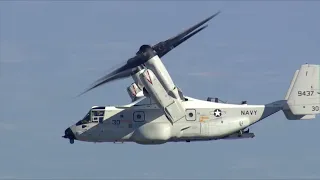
xmin=64 ymin=11 xmax=320 ymax=145
xmin=65 ymin=97 xmax=284 ymax=144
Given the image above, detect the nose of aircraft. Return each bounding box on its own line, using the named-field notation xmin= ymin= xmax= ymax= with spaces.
xmin=63 ymin=127 xmax=76 ymax=144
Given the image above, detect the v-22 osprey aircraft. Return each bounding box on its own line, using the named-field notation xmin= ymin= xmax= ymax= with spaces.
xmin=63 ymin=12 xmax=320 ymax=145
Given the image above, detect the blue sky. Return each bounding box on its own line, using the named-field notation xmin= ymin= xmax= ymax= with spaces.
xmin=0 ymin=1 xmax=320 ymax=179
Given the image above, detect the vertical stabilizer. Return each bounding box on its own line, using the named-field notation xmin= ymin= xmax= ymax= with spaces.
xmin=283 ymin=64 xmax=320 ymax=120
xmin=285 ymin=70 xmax=299 ymax=100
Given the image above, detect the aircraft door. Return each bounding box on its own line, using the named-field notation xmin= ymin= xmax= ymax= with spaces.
xmin=90 ymin=109 xmax=105 ymax=141
xmin=200 ymin=122 xmax=209 ymax=136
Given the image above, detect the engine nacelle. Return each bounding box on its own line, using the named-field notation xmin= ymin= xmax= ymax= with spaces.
xmin=127 ymin=83 xmax=144 ymax=101
xmin=144 ymin=55 xmax=182 ymax=101
xmin=131 ymin=67 xmax=145 ymax=90
xmin=139 ymin=68 xmax=185 ymax=123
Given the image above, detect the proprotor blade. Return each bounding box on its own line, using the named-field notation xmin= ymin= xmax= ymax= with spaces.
xmin=78 ymin=67 xmax=139 ymax=96
xmin=153 ymin=11 xmax=220 ymax=58
xmin=79 ymin=11 xmax=220 ymax=96
xmin=157 ymin=24 xmax=209 ymax=57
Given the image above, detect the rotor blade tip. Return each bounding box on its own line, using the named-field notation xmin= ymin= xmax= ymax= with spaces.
xmin=76 ymin=87 xmax=93 ymax=97
xmin=76 ymin=91 xmax=86 ymax=97
xmin=212 ymin=11 xmax=221 ymax=17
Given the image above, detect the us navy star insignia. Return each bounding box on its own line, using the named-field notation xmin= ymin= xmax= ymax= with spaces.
xmin=213 ymin=109 xmax=222 ymax=117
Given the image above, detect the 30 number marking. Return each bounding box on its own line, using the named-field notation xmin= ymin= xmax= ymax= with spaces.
xmin=298 ymin=91 xmax=314 ymax=96
xmin=312 ymin=106 xmax=319 ymax=111
xmin=112 ymin=120 xmax=120 ymax=125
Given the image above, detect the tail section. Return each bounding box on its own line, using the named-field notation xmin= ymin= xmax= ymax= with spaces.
xmin=283 ymin=64 xmax=320 ymax=120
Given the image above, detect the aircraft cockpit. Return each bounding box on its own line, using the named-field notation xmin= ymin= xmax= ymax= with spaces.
xmin=76 ymin=107 xmax=105 ymax=126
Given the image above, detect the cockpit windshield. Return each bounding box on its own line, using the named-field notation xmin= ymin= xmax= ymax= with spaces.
xmin=76 ymin=108 xmax=105 ymax=126
xmin=76 ymin=111 xmax=91 ymax=126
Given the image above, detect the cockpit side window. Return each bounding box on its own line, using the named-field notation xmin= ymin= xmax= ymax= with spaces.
xmin=76 ymin=108 xmax=105 ymax=126
xmin=91 ymin=110 xmax=105 ymax=123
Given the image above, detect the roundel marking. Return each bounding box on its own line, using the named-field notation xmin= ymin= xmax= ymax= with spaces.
xmin=213 ymin=109 xmax=222 ymax=117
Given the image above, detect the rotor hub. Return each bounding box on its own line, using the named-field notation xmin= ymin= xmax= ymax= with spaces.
xmin=137 ymin=44 xmax=156 ymax=57
xmin=138 ymin=44 xmax=152 ymax=53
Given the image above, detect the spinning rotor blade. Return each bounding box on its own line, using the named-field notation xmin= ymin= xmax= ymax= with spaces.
xmin=166 ymin=24 xmax=209 ymax=53
xmin=79 ymin=25 xmax=210 ymax=96
xmin=153 ymin=11 xmax=220 ymax=58
xmin=78 ymin=68 xmax=137 ymax=96
xmin=80 ymin=11 xmax=220 ymax=95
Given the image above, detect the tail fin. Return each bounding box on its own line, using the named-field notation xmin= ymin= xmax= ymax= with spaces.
xmin=283 ymin=64 xmax=320 ymax=120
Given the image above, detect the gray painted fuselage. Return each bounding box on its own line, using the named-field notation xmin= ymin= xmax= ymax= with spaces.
xmin=68 ymin=97 xmax=284 ymax=144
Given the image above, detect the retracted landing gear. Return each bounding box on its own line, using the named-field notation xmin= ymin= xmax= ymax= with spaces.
xmin=238 ymin=128 xmax=249 ymax=137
